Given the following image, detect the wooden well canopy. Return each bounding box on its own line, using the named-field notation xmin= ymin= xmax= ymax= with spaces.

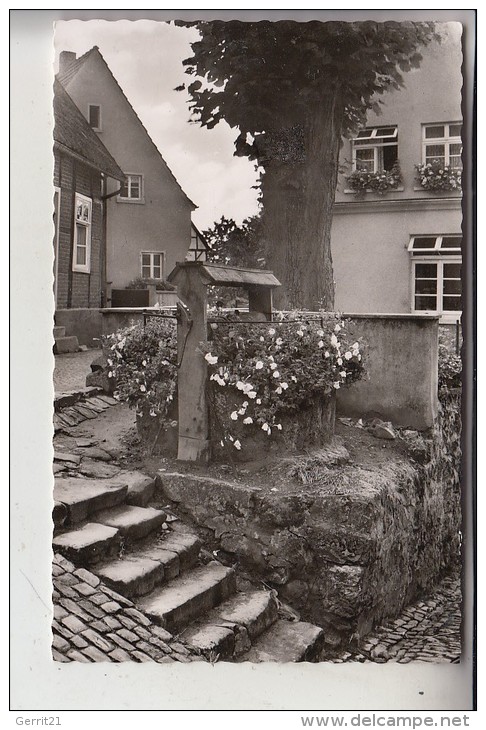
xmin=168 ymin=262 xmax=281 ymax=289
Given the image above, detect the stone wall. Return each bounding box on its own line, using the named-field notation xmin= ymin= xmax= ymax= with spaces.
xmin=337 ymin=314 xmax=439 ymax=430
xmin=158 ymin=424 xmax=460 ymax=650
xmin=55 ymin=308 xmax=103 ymax=347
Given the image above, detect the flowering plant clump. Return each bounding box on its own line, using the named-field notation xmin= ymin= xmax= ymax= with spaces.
xmin=346 ymin=162 xmax=402 ymax=196
xmin=415 ymin=160 xmax=462 ymax=191
xmin=102 ymin=318 xmax=178 ymax=424
xmin=202 ymin=314 xmax=364 ymax=450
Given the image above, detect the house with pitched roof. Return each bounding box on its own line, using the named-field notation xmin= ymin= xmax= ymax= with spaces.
xmin=53 ymin=79 xmax=126 ymax=346
xmin=331 ymin=24 xmax=463 ymax=328
xmin=57 ymin=47 xmax=199 ymax=302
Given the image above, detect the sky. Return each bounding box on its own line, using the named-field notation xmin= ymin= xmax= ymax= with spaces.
xmin=53 ymin=19 xmax=261 ymax=230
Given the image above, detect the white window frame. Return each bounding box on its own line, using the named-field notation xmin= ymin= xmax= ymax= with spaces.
xmin=88 ymin=104 xmax=102 ymax=132
xmin=422 ymin=122 xmax=462 ymax=169
xmin=141 ymin=251 xmax=165 ymax=280
xmin=72 ymin=193 xmax=92 ymax=274
xmin=409 ymin=235 xmax=462 ymax=323
xmin=352 ymin=126 xmax=398 ymax=173
xmin=118 ymin=173 xmax=144 ymax=203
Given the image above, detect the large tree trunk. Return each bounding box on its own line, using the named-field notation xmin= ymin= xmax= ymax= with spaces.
xmin=262 ymin=90 xmax=344 ymax=311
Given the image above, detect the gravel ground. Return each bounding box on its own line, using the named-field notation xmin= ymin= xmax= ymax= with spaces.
xmin=53 ymin=350 xmax=99 ymax=394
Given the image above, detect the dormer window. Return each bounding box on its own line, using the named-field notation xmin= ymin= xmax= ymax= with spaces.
xmin=88 ymin=104 xmax=101 ymax=131
xmin=352 ymin=126 xmax=398 ymax=173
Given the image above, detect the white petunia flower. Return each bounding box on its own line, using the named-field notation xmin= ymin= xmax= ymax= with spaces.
xmin=243 ymin=417 xmax=253 ymax=425
xmin=230 ymin=411 xmax=238 ymax=420
xmin=331 ymin=334 xmax=338 ymax=347
xmin=238 ymin=407 xmax=246 ymax=415
xmin=248 ymin=391 xmax=257 ymax=399
xmin=333 ymin=382 xmax=341 ymax=389
xmin=108 ymin=371 xmax=113 ymax=378
xmin=324 ymin=351 xmax=330 ymax=358
xmin=276 ymin=337 xmax=283 ymax=346
xmin=234 ymin=440 xmax=242 ymax=450
xmin=140 ymin=384 xmax=146 ymax=392
xmin=270 ymin=362 xmax=278 ymax=370
xmin=318 ymin=340 xmax=324 ymax=348
xmin=344 ymin=351 xmax=352 ymax=360
xmin=317 ymin=329 xmax=324 ymax=337
xmin=297 ymin=330 xmax=304 ymax=337
xmin=142 ymin=360 xmax=147 ymax=366
xmin=268 ymin=328 xmax=276 ymax=335
xmin=337 ymin=357 xmax=343 ymax=366
xmin=262 ymin=423 xmax=270 ymax=432
xmin=291 ymin=375 xmax=297 ymax=382
xmin=340 ymin=371 xmax=347 ymax=378
xmin=276 ymin=386 xmax=283 ymax=394
xmin=255 ymin=361 xmax=264 ymax=370
xmin=276 ymin=424 xmax=283 ymax=431
xmin=280 ymin=382 xmax=288 ymax=390
xmin=205 ymin=353 xmax=218 ymax=365
xmin=256 ymin=398 xmax=262 ymax=405
xmin=259 ymin=336 xmax=265 ymax=342
xmin=334 ymin=324 xmax=341 ymax=333
xmin=273 ymin=371 xmax=280 ymax=378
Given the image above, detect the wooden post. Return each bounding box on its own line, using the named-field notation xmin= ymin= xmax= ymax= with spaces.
xmin=173 ymin=264 xmax=210 ymax=462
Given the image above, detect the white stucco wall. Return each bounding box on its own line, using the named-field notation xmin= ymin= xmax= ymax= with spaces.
xmin=331 ymin=22 xmax=464 ymax=317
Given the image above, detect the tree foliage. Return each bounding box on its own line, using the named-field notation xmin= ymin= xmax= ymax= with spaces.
xmin=177 ymin=19 xmax=439 ymax=309
xmin=178 ymin=20 xmax=438 ymax=155
xmin=203 ymin=215 xmax=266 ymax=269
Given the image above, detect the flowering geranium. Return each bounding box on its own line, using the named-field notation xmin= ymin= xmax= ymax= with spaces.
xmin=202 ymin=313 xmax=364 ymax=448
xmin=346 ymin=162 xmax=402 ymax=196
xmin=102 ymin=318 xmax=178 ymax=426
xmin=415 ymin=160 xmax=462 ymax=191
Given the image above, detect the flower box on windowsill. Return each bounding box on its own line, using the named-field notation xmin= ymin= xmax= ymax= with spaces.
xmin=415 ymin=161 xmax=462 ymax=192
xmin=345 ymin=164 xmax=403 ymax=197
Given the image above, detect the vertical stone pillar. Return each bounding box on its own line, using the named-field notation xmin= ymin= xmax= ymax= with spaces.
xmin=173 ymin=265 xmax=210 ymax=462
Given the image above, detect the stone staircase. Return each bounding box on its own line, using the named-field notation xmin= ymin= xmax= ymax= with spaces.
xmin=54 ymin=325 xmax=80 ymax=354
xmin=53 ymin=473 xmax=326 ymax=662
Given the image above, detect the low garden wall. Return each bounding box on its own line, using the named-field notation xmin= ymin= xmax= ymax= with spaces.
xmin=337 ymin=313 xmax=439 ymax=430
xmin=100 ymin=308 xmax=150 ymax=337
xmin=55 ymin=308 xmax=103 ymax=347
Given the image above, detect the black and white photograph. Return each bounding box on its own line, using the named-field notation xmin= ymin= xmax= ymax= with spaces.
xmin=10 ymin=7 xmax=476 ymax=714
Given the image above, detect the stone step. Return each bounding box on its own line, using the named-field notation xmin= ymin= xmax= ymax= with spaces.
xmin=54 ymin=477 xmax=128 ymax=525
xmin=52 ymin=523 xmax=121 ymax=565
xmin=238 ymin=620 xmax=325 ymax=663
xmin=132 ymin=531 xmax=202 ymax=582
xmin=137 ymin=562 xmax=237 ymax=634
xmin=54 ymin=336 xmax=80 ymax=354
xmin=121 ymin=472 xmax=156 ymax=507
xmin=93 ymin=556 xmax=166 ymax=598
xmin=91 ymin=504 xmax=167 ymax=541
xmin=53 ymin=326 xmax=66 ymax=340
xmin=180 ymin=590 xmax=279 ymax=661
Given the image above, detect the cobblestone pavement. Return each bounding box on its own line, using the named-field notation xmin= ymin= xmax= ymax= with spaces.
xmin=331 ymin=570 xmax=462 ymax=663
xmin=52 ymin=554 xmax=202 ymax=663
xmin=54 ymin=350 xmax=99 ymax=394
